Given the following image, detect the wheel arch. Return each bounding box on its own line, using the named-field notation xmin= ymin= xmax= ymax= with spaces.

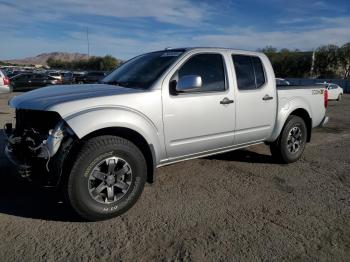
xmin=81 ymin=127 xmax=156 ymax=183
xmin=267 ymin=99 xmax=313 ymax=143
xmin=288 ymin=108 xmax=312 ymax=142
xmin=62 ymin=108 xmax=163 ymax=184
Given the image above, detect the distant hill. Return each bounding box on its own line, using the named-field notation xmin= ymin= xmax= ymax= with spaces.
xmin=5 ymin=52 xmax=89 ymax=66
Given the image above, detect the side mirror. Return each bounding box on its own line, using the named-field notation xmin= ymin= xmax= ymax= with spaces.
xmin=176 ymin=75 xmax=202 ymax=92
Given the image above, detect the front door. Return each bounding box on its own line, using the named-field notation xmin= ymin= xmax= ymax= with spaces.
xmin=162 ymin=52 xmax=236 ymax=159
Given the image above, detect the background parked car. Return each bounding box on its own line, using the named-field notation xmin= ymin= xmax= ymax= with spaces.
xmin=72 ymin=72 xmax=86 ymax=84
xmin=276 ymin=78 xmax=290 ymax=86
xmin=47 ymin=71 xmax=63 ymax=83
xmin=327 ymin=83 xmax=344 ymax=101
xmin=6 ymin=70 xmax=30 ymax=79
xmin=10 ymin=73 xmax=61 ymax=91
xmin=76 ymin=71 xmax=106 ymax=84
xmin=316 ymin=83 xmax=344 ymax=101
xmin=61 ymin=72 xmax=74 ymax=84
xmin=0 ymin=69 xmax=11 ymax=93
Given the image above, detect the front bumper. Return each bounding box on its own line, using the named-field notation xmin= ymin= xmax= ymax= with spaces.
xmin=5 ymin=143 xmax=32 ymax=178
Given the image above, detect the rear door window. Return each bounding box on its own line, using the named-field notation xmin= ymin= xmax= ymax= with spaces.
xmin=17 ymin=74 xmax=31 ymax=80
xmin=252 ymin=56 xmax=265 ymax=88
xmin=232 ymin=55 xmax=255 ymax=90
xmin=232 ymin=55 xmax=266 ymax=90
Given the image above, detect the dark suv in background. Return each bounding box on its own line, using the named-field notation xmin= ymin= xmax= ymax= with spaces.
xmin=10 ymin=73 xmax=61 ymax=91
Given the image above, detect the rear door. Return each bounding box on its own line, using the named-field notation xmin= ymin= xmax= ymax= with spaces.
xmin=162 ymin=52 xmax=236 ymax=159
xmin=30 ymin=74 xmax=45 ymax=88
xmin=13 ymin=74 xmax=31 ymax=90
xmin=231 ymin=54 xmax=277 ymax=145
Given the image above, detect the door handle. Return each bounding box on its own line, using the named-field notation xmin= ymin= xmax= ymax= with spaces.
xmin=262 ymin=94 xmax=273 ymax=101
xmin=220 ymin=97 xmax=234 ymax=105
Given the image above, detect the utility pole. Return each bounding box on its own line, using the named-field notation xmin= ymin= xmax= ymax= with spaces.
xmin=86 ymin=27 xmax=90 ymax=57
xmin=310 ymin=48 xmax=315 ymax=78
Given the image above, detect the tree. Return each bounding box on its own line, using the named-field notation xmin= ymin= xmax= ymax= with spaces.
xmin=46 ymin=55 xmax=122 ymax=71
xmin=101 ymin=55 xmax=120 ymax=71
xmin=339 ymin=43 xmax=350 ymax=79
xmin=314 ymin=44 xmax=340 ymax=78
xmin=47 ymin=57 xmax=66 ymax=69
xmin=261 ymin=47 xmax=312 ymax=78
xmin=258 ymin=46 xmax=277 ymax=54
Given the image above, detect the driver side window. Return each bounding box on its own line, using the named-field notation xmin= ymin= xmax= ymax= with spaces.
xmin=176 ymin=53 xmax=226 ymax=92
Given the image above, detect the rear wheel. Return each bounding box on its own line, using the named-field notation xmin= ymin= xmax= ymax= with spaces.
xmin=270 ymin=115 xmax=307 ymax=163
xmin=337 ymin=94 xmax=342 ymax=101
xmin=65 ymin=135 xmax=147 ymax=221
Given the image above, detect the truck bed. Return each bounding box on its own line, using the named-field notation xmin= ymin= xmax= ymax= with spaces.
xmin=277 ymin=85 xmax=326 ymax=128
xmin=277 ymin=85 xmax=325 ymax=90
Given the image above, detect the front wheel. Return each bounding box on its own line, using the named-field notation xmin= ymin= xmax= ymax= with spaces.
xmin=65 ymin=136 xmax=147 ymax=221
xmin=270 ymin=115 xmax=307 ymax=164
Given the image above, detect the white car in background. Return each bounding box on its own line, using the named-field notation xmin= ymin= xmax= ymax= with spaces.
xmin=317 ymin=83 xmax=343 ymax=101
xmin=47 ymin=71 xmax=63 ymax=83
xmin=276 ymin=78 xmax=290 ymax=86
xmin=0 ymin=69 xmax=11 ymax=93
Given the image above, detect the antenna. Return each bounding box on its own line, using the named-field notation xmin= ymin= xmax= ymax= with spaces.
xmin=86 ymin=27 xmax=90 ymax=57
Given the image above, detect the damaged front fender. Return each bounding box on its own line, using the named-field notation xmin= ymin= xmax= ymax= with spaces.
xmin=37 ymin=121 xmax=74 ymax=160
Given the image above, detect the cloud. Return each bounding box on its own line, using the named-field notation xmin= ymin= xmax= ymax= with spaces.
xmin=2 ymin=20 xmax=350 ymax=61
xmin=0 ymin=0 xmax=211 ymax=26
xmin=193 ymin=26 xmax=350 ymax=51
xmin=0 ymin=0 xmax=349 ymax=60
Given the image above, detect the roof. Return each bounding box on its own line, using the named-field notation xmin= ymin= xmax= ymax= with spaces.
xmin=163 ymin=47 xmax=263 ymax=55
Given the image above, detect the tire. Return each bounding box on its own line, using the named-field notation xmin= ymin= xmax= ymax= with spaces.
xmin=337 ymin=94 xmax=342 ymax=101
xmin=270 ymin=115 xmax=307 ymax=164
xmin=65 ymin=135 xmax=147 ymax=221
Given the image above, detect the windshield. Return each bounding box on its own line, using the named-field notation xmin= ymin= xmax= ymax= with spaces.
xmin=101 ymin=50 xmax=184 ymax=89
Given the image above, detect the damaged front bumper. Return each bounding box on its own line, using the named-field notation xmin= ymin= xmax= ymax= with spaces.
xmin=4 ymin=117 xmax=76 ymax=187
xmin=5 ymin=143 xmax=32 ymax=178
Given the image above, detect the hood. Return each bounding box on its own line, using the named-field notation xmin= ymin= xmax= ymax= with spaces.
xmin=9 ymin=84 xmax=145 ymax=111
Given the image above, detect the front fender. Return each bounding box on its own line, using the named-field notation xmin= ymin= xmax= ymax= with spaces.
xmin=267 ymin=97 xmax=312 ymax=142
xmin=64 ymin=106 xmax=165 ymax=163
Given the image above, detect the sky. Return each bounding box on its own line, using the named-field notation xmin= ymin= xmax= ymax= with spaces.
xmin=0 ymin=0 xmax=349 ymax=60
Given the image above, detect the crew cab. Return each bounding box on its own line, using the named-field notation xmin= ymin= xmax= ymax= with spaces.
xmin=4 ymin=48 xmax=328 ymax=221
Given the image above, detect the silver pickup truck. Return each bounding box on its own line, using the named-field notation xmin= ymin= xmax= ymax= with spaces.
xmin=4 ymin=48 xmax=328 ymax=221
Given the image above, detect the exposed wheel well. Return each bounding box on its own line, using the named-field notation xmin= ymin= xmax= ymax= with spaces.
xmin=82 ymin=127 xmax=155 ymax=183
xmin=290 ymin=108 xmax=312 ymax=142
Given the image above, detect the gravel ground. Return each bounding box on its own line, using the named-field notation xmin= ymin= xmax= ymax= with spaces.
xmin=0 ymin=92 xmax=349 ymax=261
